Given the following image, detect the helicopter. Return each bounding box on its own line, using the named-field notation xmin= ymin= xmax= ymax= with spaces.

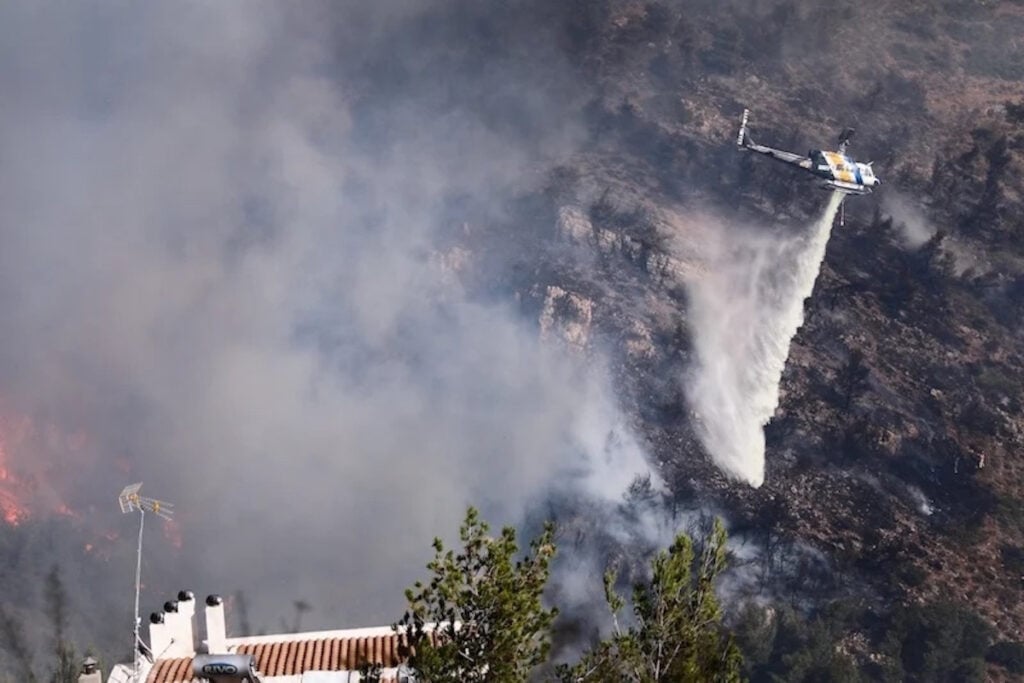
xmin=736 ymin=108 xmax=881 ymax=224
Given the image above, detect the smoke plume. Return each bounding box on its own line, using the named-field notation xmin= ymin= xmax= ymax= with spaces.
xmin=685 ymin=192 xmax=844 ymax=486
xmin=882 ymin=192 xmax=935 ymax=249
xmin=0 ymin=0 xmax=655 ymax=642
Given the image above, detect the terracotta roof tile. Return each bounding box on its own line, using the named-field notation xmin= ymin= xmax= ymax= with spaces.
xmin=147 ymin=657 xmax=196 ymax=683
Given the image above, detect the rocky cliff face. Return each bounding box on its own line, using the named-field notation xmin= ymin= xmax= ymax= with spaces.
xmin=453 ymin=0 xmax=1024 ymax=658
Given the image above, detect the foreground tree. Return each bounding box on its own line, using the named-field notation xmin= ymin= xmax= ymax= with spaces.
xmin=45 ymin=566 xmax=77 ymax=683
xmin=883 ymin=602 xmax=994 ymax=682
xmin=732 ymin=601 xmax=865 ymax=682
xmin=558 ymin=518 xmax=743 ymax=683
xmin=0 ymin=605 xmax=37 ymax=683
xmin=395 ymin=507 xmax=557 ymax=683
xmin=0 ymin=564 xmax=78 ymax=683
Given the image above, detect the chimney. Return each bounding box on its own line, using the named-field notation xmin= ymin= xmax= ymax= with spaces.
xmin=204 ymin=594 xmax=227 ymax=653
xmin=148 ymin=591 xmax=197 ymax=660
xmin=166 ymin=590 xmax=196 ymax=657
xmin=148 ymin=611 xmax=173 ymax=662
xmin=77 ymin=655 xmax=101 ymax=683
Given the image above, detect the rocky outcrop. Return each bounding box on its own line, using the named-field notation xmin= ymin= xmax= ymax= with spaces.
xmin=538 ymin=285 xmax=594 ymax=353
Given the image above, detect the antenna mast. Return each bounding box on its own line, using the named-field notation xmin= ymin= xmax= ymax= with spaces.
xmin=118 ymin=482 xmax=174 ymax=682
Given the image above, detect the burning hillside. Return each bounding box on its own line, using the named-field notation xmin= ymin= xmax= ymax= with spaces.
xmin=0 ymin=410 xmax=39 ymax=526
xmin=0 ymin=467 xmax=28 ymax=527
xmin=0 ymin=398 xmax=184 ymax=566
xmin=1 ymin=0 xmax=1023 ymax=679
xmin=0 ymin=401 xmax=96 ymax=527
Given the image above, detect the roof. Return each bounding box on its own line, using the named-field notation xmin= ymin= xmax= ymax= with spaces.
xmin=146 ymin=627 xmax=438 ymax=682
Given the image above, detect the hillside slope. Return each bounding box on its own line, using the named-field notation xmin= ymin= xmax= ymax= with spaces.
xmin=488 ymin=0 xmax=1024 ymax=668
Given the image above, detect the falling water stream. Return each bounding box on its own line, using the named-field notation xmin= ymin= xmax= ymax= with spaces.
xmin=687 ymin=192 xmax=844 ymax=486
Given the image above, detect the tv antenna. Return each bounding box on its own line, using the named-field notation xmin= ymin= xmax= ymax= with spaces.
xmin=119 ymin=482 xmax=174 ymax=682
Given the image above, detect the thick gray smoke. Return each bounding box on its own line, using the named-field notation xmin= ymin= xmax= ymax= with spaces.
xmin=882 ymin=192 xmax=935 ymax=249
xmin=0 ymin=1 xmax=654 ymax=636
xmin=685 ymin=192 xmax=843 ymax=486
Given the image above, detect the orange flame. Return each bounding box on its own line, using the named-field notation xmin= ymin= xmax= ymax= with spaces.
xmin=0 ymin=425 xmax=30 ymax=526
xmin=0 ymin=399 xmax=185 ymax=566
xmin=0 ymin=490 xmax=28 ymax=526
xmin=0 ymin=405 xmax=87 ymax=527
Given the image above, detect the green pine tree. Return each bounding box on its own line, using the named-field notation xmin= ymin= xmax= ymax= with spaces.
xmin=558 ymin=518 xmax=743 ymax=683
xmin=45 ymin=565 xmax=77 ymax=683
xmin=396 ymin=507 xmax=557 ymax=683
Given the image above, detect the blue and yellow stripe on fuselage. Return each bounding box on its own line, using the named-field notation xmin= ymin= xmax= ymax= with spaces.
xmin=822 ymin=151 xmax=860 ymax=185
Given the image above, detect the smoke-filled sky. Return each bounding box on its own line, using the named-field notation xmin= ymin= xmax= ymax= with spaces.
xmin=0 ymin=1 xmax=654 ymax=630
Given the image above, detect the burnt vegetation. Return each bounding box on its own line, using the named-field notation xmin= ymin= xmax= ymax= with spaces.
xmin=518 ymin=0 xmax=1024 ymax=678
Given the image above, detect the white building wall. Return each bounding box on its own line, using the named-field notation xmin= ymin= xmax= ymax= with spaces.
xmin=106 ymin=662 xmax=152 ymax=683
